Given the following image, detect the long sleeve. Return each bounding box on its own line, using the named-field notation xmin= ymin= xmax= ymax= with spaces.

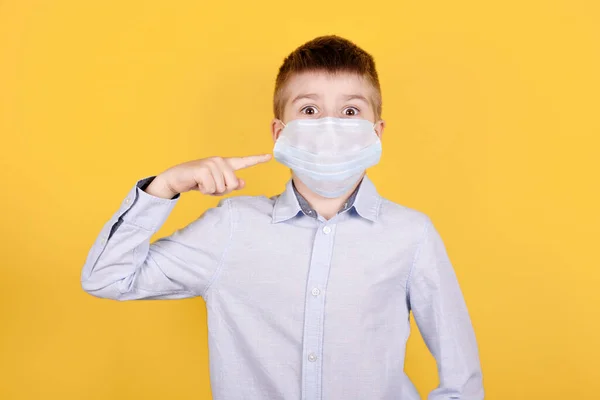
xmin=407 ymin=217 xmax=484 ymax=400
xmin=80 ymin=176 xmax=234 ymax=301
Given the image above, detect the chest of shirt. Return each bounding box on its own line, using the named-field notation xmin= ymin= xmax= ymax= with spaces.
xmin=207 ymin=216 xmax=419 ymax=325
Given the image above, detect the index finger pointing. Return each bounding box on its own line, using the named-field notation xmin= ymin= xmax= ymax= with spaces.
xmin=225 ymin=154 xmax=272 ymax=171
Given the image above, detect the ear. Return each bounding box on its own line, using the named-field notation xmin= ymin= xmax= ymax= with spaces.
xmin=374 ymin=119 xmax=386 ymax=140
xmin=271 ymin=118 xmax=285 ymax=142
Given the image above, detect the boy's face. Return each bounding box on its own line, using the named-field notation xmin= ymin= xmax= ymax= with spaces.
xmin=271 ymin=71 xmax=385 ymax=141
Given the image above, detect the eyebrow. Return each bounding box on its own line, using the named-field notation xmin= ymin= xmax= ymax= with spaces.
xmin=291 ymin=93 xmax=320 ymax=104
xmin=342 ymin=94 xmax=370 ymax=103
xmin=290 ymin=93 xmax=370 ymax=104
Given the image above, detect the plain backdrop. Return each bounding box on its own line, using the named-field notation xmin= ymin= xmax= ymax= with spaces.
xmin=1 ymin=1 xmax=599 ymax=399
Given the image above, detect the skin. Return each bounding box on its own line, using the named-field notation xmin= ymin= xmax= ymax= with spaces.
xmin=146 ymin=71 xmax=384 ymax=222
xmin=271 ymin=71 xmax=385 ymax=219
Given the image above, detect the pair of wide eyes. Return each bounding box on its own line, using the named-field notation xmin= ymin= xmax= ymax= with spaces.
xmin=300 ymin=106 xmax=360 ymax=116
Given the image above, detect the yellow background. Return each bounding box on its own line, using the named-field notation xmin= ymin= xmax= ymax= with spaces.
xmin=1 ymin=0 xmax=599 ymax=399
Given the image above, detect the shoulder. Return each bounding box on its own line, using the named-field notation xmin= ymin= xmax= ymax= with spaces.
xmin=377 ymin=196 xmax=432 ymax=234
xmin=220 ymin=194 xmax=277 ymax=220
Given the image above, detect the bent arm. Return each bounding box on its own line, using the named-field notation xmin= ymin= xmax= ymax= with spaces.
xmin=80 ymin=176 xmax=232 ymax=300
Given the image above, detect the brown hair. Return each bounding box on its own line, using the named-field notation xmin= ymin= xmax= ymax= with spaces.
xmin=273 ymin=35 xmax=382 ymax=120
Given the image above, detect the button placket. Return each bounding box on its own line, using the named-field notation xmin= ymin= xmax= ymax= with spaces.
xmin=301 ymin=222 xmax=336 ymax=400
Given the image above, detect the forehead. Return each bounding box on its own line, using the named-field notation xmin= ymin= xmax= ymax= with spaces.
xmin=282 ymin=71 xmax=375 ymax=100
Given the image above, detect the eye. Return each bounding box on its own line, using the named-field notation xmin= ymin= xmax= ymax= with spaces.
xmin=300 ymin=105 xmax=318 ymax=115
xmin=343 ymin=106 xmax=360 ymax=116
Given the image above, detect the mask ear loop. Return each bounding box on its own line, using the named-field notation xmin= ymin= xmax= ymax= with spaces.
xmin=372 ymin=120 xmax=379 ymax=132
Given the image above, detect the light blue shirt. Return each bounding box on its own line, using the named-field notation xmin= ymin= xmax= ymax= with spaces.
xmin=81 ymin=175 xmax=484 ymax=400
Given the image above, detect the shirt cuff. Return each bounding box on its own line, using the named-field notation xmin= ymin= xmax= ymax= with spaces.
xmin=119 ymin=176 xmax=180 ymax=231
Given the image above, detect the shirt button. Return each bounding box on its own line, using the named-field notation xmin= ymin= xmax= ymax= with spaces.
xmin=311 ymin=287 xmax=320 ymax=296
xmin=322 ymin=226 xmax=331 ymax=234
xmin=308 ymin=353 xmax=317 ymax=362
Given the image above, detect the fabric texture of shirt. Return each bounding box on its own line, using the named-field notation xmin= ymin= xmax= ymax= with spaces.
xmin=81 ymin=174 xmax=484 ymax=400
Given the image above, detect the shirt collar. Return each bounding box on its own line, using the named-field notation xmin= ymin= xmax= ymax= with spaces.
xmin=351 ymin=174 xmax=382 ymax=222
xmin=271 ymin=175 xmax=381 ymax=223
xmin=271 ymin=179 xmax=302 ymax=223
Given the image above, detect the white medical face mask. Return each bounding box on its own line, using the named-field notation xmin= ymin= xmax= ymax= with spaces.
xmin=273 ymin=117 xmax=382 ymax=198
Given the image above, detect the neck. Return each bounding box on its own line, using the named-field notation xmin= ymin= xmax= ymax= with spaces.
xmin=292 ymin=173 xmax=364 ymax=220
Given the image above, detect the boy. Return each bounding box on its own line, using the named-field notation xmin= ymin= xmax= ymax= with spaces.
xmin=81 ymin=35 xmax=484 ymax=400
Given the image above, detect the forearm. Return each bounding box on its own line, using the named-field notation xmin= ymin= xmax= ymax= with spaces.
xmin=80 ymin=177 xmax=181 ymax=300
